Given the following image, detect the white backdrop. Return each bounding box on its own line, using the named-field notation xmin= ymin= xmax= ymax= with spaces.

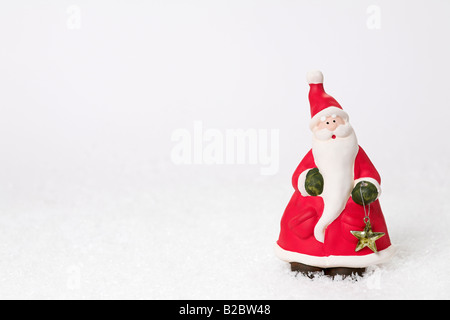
xmin=0 ymin=0 xmax=449 ymax=299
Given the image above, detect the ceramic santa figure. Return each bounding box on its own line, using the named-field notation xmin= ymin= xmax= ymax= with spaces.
xmin=275 ymin=71 xmax=395 ymax=278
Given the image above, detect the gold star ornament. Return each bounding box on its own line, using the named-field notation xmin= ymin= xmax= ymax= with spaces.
xmin=350 ymin=220 xmax=385 ymax=253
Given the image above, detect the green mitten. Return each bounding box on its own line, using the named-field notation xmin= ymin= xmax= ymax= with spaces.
xmin=304 ymin=168 xmax=324 ymax=196
xmin=352 ymin=181 xmax=378 ymax=205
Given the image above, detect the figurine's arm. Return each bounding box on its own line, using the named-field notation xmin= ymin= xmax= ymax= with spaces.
xmin=292 ymin=149 xmax=323 ymax=197
xmin=352 ymin=146 xmax=381 ymax=205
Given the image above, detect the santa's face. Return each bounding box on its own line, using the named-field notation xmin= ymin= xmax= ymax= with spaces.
xmin=316 ymin=115 xmax=345 ymax=131
xmin=313 ymin=115 xmax=353 ymax=141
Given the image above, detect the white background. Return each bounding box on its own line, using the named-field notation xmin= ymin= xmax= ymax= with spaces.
xmin=0 ymin=0 xmax=449 ymax=299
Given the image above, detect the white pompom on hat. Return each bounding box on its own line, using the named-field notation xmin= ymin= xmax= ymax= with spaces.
xmin=306 ymin=70 xmax=324 ymax=84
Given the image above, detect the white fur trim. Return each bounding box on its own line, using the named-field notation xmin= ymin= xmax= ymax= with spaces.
xmin=297 ymin=168 xmax=314 ymax=197
xmin=354 ymin=177 xmax=382 ymax=199
xmin=310 ymin=107 xmax=349 ymax=130
xmin=274 ymin=243 xmax=396 ymax=268
xmin=307 ymin=70 xmax=324 ymax=84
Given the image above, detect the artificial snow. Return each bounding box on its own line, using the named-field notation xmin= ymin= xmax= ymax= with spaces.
xmin=0 ymin=165 xmax=449 ymax=300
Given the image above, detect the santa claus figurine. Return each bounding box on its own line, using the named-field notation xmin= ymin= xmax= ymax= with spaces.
xmin=275 ymin=71 xmax=395 ymax=278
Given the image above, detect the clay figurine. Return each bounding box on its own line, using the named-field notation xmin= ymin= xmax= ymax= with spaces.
xmin=275 ymin=71 xmax=395 ymax=278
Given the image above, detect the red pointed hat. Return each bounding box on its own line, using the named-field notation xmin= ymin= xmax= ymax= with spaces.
xmin=307 ymin=70 xmax=349 ymax=130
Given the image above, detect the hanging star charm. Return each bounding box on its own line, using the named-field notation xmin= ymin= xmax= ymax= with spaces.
xmin=350 ymin=220 xmax=385 ymax=253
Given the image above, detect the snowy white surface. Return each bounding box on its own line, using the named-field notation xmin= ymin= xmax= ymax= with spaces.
xmin=1 ymin=1 xmax=450 ymax=299
xmin=1 ymin=167 xmax=449 ymax=300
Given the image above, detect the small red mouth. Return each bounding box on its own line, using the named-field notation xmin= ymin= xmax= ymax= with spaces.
xmin=332 ymin=135 xmax=336 ymax=139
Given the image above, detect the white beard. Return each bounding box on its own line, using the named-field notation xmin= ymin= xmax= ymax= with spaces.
xmin=312 ymin=122 xmax=359 ymax=243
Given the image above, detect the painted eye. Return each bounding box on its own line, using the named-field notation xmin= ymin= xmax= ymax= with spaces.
xmin=333 ymin=120 xmax=336 ymax=123
xmin=326 ymin=122 xmax=329 ymax=125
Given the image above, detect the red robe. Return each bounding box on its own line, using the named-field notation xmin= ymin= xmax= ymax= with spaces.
xmin=276 ymin=146 xmax=393 ymax=268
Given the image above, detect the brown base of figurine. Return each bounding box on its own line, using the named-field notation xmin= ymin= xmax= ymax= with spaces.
xmin=290 ymin=262 xmax=366 ymax=280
